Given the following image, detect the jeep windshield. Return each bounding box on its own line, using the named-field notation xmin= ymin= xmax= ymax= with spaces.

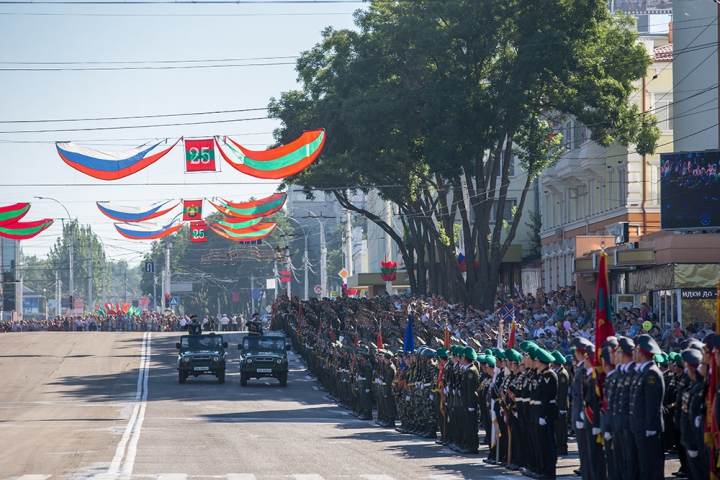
xmin=243 ymin=336 xmax=285 ymax=350
xmin=180 ymin=336 xmax=225 ymax=349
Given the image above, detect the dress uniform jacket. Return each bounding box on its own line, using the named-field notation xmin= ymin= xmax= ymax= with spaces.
xmin=629 ymin=361 xmax=665 ymax=480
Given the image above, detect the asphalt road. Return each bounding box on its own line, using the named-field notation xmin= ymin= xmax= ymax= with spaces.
xmin=0 ymin=332 xmax=679 ymax=480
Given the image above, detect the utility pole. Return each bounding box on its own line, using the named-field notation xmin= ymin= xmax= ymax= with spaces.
xmin=55 ymin=270 xmax=61 ymax=318
xmin=165 ymin=240 xmax=172 ymax=311
xmin=303 ymin=235 xmax=309 ymax=301
xmin=152 ymin=273 xmax=157 ymax=313
xmin=102 ymin=253 xmax=107 ymax=309
xmin=69 ymin=223 xmax=74 ymax=315
xmin=123 ymin=265 xmax=127 ymax=303
xmin=87 ymin=240 xmax=93 ymax=313
xmin=385 ymin=200 xmax=393 ymax=295
xmin=285 ymin=245 xmax=292 ymax=299
xmin=273 ymin=254 xmax=279 ymax=300
xmin=251 ymin=274 xmax=255 ymax=313
xmin=320 ymin=220 xmax=327 ymax=298
xmin=346 ymin=204 xmax=353 ymax=278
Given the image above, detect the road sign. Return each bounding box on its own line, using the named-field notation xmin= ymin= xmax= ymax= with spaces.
xmin=314 ymin=284 xmax=323 ymax=294
xmin=338 ymin=268 xmax=348 ymax=279
xmin=144 ymin=261 xmax=155 ymax=273
xmin=169 ymin=296 xmax=179 ymax=307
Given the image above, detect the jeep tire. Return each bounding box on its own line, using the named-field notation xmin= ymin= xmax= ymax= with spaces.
xmin=240 ymin=371 xmax=249 ymax=386
xmin=179 ymin=370 xmax=188 ymax=384
xmin=218 ymin=370 xmax=225 ymax=384
xmin=278 ymin=372 xmax=288 ymax=387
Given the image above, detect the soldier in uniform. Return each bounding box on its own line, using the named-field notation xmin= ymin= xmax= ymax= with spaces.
xmin=433 ymin=348 xmax=450 ymax=444
xmin=357 ymin=348 xmax=374 ymax=420
xmin=571 ymin=337 xmax=593 ymax=480
xmin=669 ymin=350 xmax=690 ymax=478
xmin=629 ymin=334 xmax=665 ymax=480
xmin=247 ymin=312 xmax=263 ymax=336
xmin=460 ymin=346 xmax=480 ymax=454
xmin=187 ymin=315 xmax=202 ymax=336
xmin=382 ymin=351 xmax=397 ymax=428
xmin=601 ymin=343 xmax=619 ymax=480
xmin=679 ymin=347 xmax=706 ymax=480
xmin=551 ymin=350 xmax=570 ymax=456
xmin=613 ymin=336 xmax=638 ymax=480
xmin=536 ymin=348 xmax=559 ymax=479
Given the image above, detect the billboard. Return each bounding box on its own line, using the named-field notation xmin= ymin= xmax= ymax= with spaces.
xmin=607 ymin=0 xmax=672 ymax=15
xmin=661 ymin=150 xmax=720 ymax=230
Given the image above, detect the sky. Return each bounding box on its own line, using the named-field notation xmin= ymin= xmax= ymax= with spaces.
xmin=0 ymin=0 xmax=362 ymax=266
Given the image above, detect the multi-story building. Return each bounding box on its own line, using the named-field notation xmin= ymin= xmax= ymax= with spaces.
xmin=0 ymin=237 xmax=20 ymax=321
xmin=540 ymin=33 xmax=674 ymax=301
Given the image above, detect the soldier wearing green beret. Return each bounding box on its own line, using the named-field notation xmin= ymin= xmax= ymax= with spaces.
xmin=460 ymin=346 xmax=480 ymax=454
xmin=551 ymin=350 xmax=570 ymax=456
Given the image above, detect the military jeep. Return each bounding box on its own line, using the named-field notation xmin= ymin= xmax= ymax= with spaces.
xmin=176 ymin=333 xmax=228 ymax=384
xmin=238 ymin=334 xmax=291 ymax=387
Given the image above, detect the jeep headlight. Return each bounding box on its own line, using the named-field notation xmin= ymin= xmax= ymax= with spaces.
xmin=276 ymin=358 xmax=283 ymax=365
xmin=246 ymin=358 xmax=253 ymax=364
xmin=212 ymin=356 xmax=220 ymax=362
xmin=183 ymin=356 xmax=191 ymax=363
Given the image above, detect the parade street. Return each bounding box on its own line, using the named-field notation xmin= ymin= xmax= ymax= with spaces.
xmin=0 ymin=332 xmax=678 ymax=480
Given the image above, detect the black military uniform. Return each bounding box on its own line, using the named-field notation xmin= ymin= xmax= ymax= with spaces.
xmin=248 ymin=313 xmax=263 ymax=336
xmin=551 ymin=350 xmax=570 ymax=456
xmin=629 ymin=335 xmax=665 ymax=480
xmin=187 ymin=315 xmax=202 ymax=335
xmin=460 ymin=346 xmax=480 ymax=454
xmin=536 ymin=348 xmax=559 ymax=479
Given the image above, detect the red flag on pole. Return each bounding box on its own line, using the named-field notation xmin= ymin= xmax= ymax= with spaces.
xmin=444 ymin=324 xmax=451 ymax=349
xmin=329 ymin=329 xmax=335 ymax=342
xmin=353 ymin=332 xmax=358 ymax=347
xmin=507 ymin=320 xmax=517 ymax=350
xmin=318 ymin=321 xmax=322 ymax=334
xmin=377 ymin=323 xmax=384 ymax=350
xmin=594 ymin=251 xmax=615 ymax=367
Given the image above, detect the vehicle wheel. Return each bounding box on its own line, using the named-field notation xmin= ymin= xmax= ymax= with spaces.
xmin=278 ymin=372 xmax=288 ymax=387
xmin=218 ymin=371 xmax=225 ymax=384
xmin=179 ymin=371 xmax=187 ymax=384
xmin=240 ymin=371 xmax=249 ymax=387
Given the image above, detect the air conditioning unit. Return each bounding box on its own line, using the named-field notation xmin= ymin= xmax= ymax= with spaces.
xmin=555 ymin=228 xmax=563 ymax=238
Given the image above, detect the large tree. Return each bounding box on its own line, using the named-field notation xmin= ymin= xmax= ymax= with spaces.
xmin=270 ymin=0 xmax=660 ymax=309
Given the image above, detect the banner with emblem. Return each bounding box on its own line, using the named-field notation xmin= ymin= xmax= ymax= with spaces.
xmin=594 ymin=251 xmax=615 ymax=367
xmin=184 ymin=138 xmax=217 ymax=172
xmin=189 ymin=220 xmax=207 ymax=243
xmin=182 ymin=199 xmax=203 ymax=221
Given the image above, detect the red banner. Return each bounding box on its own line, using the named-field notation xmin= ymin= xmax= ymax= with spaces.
xmin=189 ymin=220 xmax=207 ymax=243
xmin=185 ymin=138 xmax=216 ymax=172
xmin=183 ymin=200 xmax=203 ymax=221
xmin=595 ymin=251 xmax=615 ymax=366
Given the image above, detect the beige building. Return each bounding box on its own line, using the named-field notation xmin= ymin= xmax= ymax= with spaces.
xmin=540 ymin=36 xmax=673 ymax=302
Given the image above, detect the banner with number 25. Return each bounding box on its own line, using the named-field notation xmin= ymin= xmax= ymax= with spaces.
xmin=189 ymin=221 xmax=207 ymax=243
xmin=185 ymin=138 xmax=217 ymax=172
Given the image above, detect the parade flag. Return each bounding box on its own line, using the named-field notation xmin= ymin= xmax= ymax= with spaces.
xmin=507 ymin=320 xmax=517 ymax=350
xmin=594 ymin=251 xmax=615 ymax=367
xmin=377 ymin=320 xmax=384 ymax=350
xmin=329 ymin=328 xmax=335 ymax=342
xmin=298 ymin=302 xmax=303 ymax=317
xmin=404 ymin=314 xmax=415 ymax=353
xmin=353 ymin=332 xmax=358 ymax=347
xmin=183 ymin=200 xmax=203 ymax=221
xmin=189 ymin=220 xmax=207 ymax=243
xmin=185 ymin=138 xmax=216 ymax=172
xmin=444 ymin=323 xmax=451 ymax=348
xmin=281 ymin=270 xmax=291 ymax=283
xmin=318 ymin=321 xmax=322 ymax=334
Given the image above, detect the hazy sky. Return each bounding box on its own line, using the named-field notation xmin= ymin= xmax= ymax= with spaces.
xmin=0 ymin=0 xmax=361 ymax=264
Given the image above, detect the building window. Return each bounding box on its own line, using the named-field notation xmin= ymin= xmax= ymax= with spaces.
xmin=618 ymin=169 xmax=627 ymax=206
xmin=489 ymin=198 xmax=517 ymax=224
xmin=653 ymin=94 xmax=673 ymax=132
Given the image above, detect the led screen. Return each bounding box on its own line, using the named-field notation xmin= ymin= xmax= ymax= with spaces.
xmin=661 ymin=150 xmax=720 ymax=230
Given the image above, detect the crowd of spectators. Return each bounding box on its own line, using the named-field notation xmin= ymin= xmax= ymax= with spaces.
xmin=3 ymin=286 xmax=716 ymax=355
xmin=0 ymin=312 xmax=247 ymax=333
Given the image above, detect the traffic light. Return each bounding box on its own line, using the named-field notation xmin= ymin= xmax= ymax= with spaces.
xmin=165 ymin=294 xmax=170 ymax=308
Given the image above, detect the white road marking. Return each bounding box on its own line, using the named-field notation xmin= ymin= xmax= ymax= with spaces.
xmin=360 ymin=475 xmax=397 ymax=480
xmin=226 ymin=475 xmax=258 ymax=480
xmin=107 ymin=331 xmax=152 ymax=478
xmin=292 ymin=475 xmax=326 ymax=480
xmin=157 ymin=475 xmax=188 ymax=480
xmin=14 ymin=476 xmax=51 ymax=480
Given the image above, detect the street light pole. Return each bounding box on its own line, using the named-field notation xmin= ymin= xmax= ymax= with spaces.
xmin=296 ymin=209 xmax=331 ymax=298
xmin=35 ymin=196 xmax=73 ymax=315
xmin=287 ymin=216 xmax=309 ymax=301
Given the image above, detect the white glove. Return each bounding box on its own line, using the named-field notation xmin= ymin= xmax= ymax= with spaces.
xmin=575 ymin=421 xmax=584 ymax=430
xmin=365 ymin=389 xmax=370 ymax=393
xmin=604 ymin=432 xmax=612 ymax=441
xmin=429 ymin=394 xmax=434 ymax=400
xmin=645 ymin=430 xmax=657 ymax=437
xmin=580 ymin=411 xmax=585 ymax=420
xmin=695 ymin=416 xmax=701 ymax=428
xmin=539 ymin=418 xmax=547 ymax=426
xmin=468 ymin=407 xmax=476 ymax=412
xmin=420 ymin=383 xmax=424 ymax=390
xmin=687 ymin=450 xmax=699 ymax=458
xmin=559 ymin=410 xmax=567 ymax=414
xmin=592 ymin=428 xmax=601 ymax=435
xmin=406 ymin=395 xmax=411 ymax=401
xmin=514 ymin=412 xmax=518 ymax=418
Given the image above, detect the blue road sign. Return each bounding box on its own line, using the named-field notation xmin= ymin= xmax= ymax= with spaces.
xmin=169 ymin=296 xmax=179 ymax=306
xmin=144 ymin=261 xmax=155 ymax=273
